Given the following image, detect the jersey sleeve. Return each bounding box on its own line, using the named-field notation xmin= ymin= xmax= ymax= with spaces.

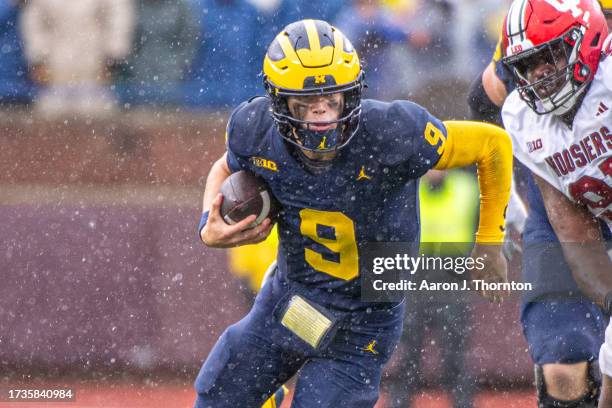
xmin=226 ymin=129 xmax=248 ymax=173
xmin=224 ymin=101 xmax=252 ymax=173
xmin=389 ymin=101 xmax=447 ymax=178
xmin=224 ymin=97 xmax=274 ymax=173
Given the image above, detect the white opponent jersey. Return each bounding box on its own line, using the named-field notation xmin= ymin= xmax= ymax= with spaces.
xmin=502 ymin=55 xmax=612 ymax=230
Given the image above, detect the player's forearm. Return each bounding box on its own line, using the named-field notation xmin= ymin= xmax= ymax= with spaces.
xmin=557 ymin=226 xmax=611 ymax=307
xmin=481 ymin=62 xmax=508 ymax=108
xmin=534 ymin=175 xmax=612 ymax=307
xmin=436 ymin=121 xmax=513 ymax=243
xmin=202 ymin=152 xmax=232 ymax=213
xmin=563 ymin=245 xmax=611 ymax=307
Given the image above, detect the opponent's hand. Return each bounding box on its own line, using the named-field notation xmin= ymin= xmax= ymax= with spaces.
xmin=200 ymin=194 xmax=273 ymax=248
xmin=469 ymin=244 xmax=509 ymax=302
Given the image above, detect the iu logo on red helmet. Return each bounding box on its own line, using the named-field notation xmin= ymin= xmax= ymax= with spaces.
xmin=501 ymin=0 xmax=608 ymax=115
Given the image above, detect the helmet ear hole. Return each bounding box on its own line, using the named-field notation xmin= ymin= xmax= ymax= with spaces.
xmin=574 ymin=62 xmax=590 ymax=81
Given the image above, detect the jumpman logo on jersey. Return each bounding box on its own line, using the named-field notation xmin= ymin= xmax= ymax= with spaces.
xmin=357 ymin=165 xmax=371 ymax=180
xmin=362 ymin=340 xmax=378 ymax=354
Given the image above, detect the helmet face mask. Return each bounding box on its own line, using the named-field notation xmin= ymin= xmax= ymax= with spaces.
xmin=505 ymin=27 xmax=587 ymax=115
xmin=271 ymin=89 xmax=361 ymax=156
xmin=501 ymin=0 xmax=608 ymax=116
xmin=263 ymin=19 xmax=364 ymax=173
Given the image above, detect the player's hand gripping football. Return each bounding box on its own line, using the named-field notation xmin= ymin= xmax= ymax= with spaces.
xmin=200 ymin=193 xmax=273 ymax=248
xmin=469 ymin=244 xmax=509 ymax=303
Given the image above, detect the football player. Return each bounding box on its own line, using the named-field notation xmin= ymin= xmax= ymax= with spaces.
xmin=500 ymin=1 xmax=612 ymax=408
xmin=195 ymin=19 xmax=512 ymax=407
xmin=467 ymin=1 xmax=612 ymax=406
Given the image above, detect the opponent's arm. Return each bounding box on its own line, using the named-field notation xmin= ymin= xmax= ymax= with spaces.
xmin=199 ymin=152 xmax=272 ymax=248
xmin=482 ymin=62 xmax=508 ymax=108
xmin=533 ymin=174 xmax=612 ymax=308
xmin=467 ymin=63 xmax=507 ymax=125
xmin=435 ymin=120 xmax=513 ymax=301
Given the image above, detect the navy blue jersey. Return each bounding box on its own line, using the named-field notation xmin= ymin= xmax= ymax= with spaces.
xmin=492 ymin=38 xmax=516 ymax=95
xmin=494 ymin=58 xmax=516 ymax=95
xmin=226 ymin=97 xmax=445 ymax=309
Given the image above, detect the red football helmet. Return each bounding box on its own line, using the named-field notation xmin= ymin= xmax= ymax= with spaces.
xmin=502 ymin=0 xmax=608 ymax=115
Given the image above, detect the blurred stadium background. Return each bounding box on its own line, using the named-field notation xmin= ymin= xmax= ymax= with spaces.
xmin=0 ymin=0 xmax=536 ymax=407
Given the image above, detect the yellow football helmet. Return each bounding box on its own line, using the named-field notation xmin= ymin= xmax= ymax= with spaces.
xmin=263 ymin=19 xmax=364 ymax=171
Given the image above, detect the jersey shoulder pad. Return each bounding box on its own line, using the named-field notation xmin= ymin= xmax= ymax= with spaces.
xmin=360 ymin=99 xmax=444 ymax=166
xmin=226 ymin=96 xmax=274 ymax=157
xmin=361 ymin=99 xmax=434 ymax=139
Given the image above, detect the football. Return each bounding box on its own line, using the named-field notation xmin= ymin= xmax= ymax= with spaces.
xmin=219 ymin=170 xmax=279 ymax=226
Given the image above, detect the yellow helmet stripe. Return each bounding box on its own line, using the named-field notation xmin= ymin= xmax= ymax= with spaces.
xmin=263 ymin=19 xmax=361 ymax=91
xmin=304 ymin=19 xmax=321 ymax=53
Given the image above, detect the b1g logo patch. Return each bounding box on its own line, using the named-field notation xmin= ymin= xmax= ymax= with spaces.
xmin=527 ymin=138 xmax=543 ymax=153
xmin=251 ymin=157 xmax=278 ymax=172
xmin=511 ymin=44 xmax=523 ymax=54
